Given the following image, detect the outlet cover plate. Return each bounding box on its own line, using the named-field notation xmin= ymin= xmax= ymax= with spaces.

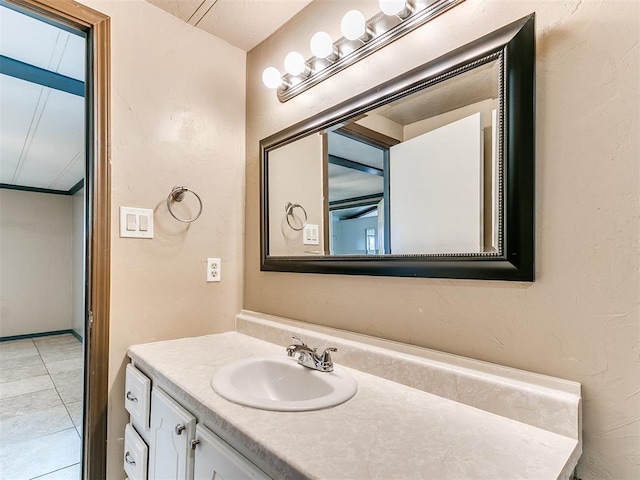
xmin=207 ymin=258 xmax=221 ymax=282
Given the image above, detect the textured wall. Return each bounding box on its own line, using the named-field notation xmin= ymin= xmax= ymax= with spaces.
xmin=245 ymin=1 xmax=639 ymax=478
xmin=81 ymin=0 xmax=246 ymax=477
xmin=0 ymin=189 xmax=72 ymax=337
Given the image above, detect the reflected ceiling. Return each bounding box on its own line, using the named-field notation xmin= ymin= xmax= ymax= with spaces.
xmin=327 ymin=131 xmax=384 ymax=204
xmin=375 ymin=61 xmax=499 ymax=125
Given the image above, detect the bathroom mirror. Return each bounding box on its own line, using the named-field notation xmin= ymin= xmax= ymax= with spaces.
xmin=260 ymin=14 xmax=535 ymax=281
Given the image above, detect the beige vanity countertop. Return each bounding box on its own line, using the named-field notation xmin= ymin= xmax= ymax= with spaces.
xmin=128 ymin=330 xmax=580 ymax=480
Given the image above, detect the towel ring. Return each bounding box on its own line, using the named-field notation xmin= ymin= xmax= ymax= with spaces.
xmin=167 ymin=186 xmax=203 ymax=223
xmin=285 ymin=202 xmax=307 ymax=231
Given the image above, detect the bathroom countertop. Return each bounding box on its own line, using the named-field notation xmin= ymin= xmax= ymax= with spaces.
xmin=128 ymin=314 xmax=581 ymax=479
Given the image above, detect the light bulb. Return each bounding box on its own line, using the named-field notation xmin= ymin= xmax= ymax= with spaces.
xmin=379 ymin=0 xmax=406 ymax=15
xmin=262 ymin=67 xmax=282 ymax=89
xmin=284 ymin=51 xmax=308 ymax=76
xmin=310 ymin=31 xmax=334 ymax=58
xmin=341 ymin=10 xmax=366 ymax=41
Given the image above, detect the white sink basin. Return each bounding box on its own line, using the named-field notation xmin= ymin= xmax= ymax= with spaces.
xmin=211 ymin=355 xmax=357 ymax=411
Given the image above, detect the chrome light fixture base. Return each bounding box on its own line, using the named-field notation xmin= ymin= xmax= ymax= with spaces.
xmin=277 ymin=0 xmax=466 ymax=103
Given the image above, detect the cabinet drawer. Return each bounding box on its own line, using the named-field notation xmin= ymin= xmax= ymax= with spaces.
xmin=126 ymin=364 xmax=151 ymax=432
xmin=124 ymin=423 xmax=148 ymax=480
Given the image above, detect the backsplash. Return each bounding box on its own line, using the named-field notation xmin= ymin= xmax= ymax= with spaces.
xmin=237 ymin=310 xmax=581 ymax=440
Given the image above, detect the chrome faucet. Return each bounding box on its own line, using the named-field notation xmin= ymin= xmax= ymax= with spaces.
xmin=286 ymin=336 xmax=337 ymax=372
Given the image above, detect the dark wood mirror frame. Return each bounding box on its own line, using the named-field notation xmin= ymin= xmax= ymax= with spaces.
xmin=260 ymin=14 xmax=534 ymax=281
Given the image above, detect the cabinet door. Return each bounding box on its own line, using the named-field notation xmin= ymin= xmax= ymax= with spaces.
xmin=148 ymin=388 xmax=196 ymax=480
xmin=193 ymin=424 xmax=270 ymax=480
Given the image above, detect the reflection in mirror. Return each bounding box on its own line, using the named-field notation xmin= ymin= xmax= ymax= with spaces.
xmin=268 ymin=60 xmax=501 ymax=257
xmin=326 ymin=61 xmax=500 ymax=255
xmin=261 ymin=14 xmax=535 ymax=280
xmin=327 ymin=128 xmax=389 ymax=255
xmin=267 ymin=133 xmax=324 ymax=256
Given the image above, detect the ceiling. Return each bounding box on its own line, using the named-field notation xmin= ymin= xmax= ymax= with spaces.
xmin=0 ymin=1 xmax=310 ymax=193
xmin=0 ymin=4 xmax=85 ymax=192
xmin=146 ymin=0 xmax=313 ymax=52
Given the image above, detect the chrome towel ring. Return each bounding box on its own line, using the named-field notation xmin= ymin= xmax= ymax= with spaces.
xmin=285 ymin=202 xmax=307 ymax=231
xmin=167 ymin=186 xmax=203 ymax=223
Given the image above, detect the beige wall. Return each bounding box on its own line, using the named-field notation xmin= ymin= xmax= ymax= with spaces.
xmin=268 ymin=133 xmax=324 ymax=255
xmin=80 ymin=0 xmax=246 ymax=477
xmin=245 ymin=1 xmax=639 ymax=479
xmin=0 ymin=189 xmax=72 ymax=337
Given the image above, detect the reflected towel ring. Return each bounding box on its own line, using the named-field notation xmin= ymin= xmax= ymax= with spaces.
xmin=285 ymin=202 xmax=307 ymax=231
xmin=167 ymin=186 xmax=203 ymax=223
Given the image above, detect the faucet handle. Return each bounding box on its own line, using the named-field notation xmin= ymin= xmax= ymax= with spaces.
xmin=286 ymin=336 xmax=310 ymax=357
xmin=291 ymin=336 xmax=307 ymax=347
xmin=320 ymin=347 xmax=337 ymax=365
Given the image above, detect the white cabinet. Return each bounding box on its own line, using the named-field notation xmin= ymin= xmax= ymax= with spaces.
xmin=124 ymin=424 xmax=148 ymax=480
xmin=148 ymin=388 xmax=196 ymax=480
xmin=125 ymin=364 xmax=151 ymax=433
xmin=193 ymin=424 xmax=270 ymax=480
xmin=125 ymin=364 xmax=271 ymax=480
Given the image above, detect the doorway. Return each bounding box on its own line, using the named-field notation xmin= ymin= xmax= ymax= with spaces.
xmin=324 ymin=124 xmax=397 ymax=255
xmin=0 ymin=0 xmax=109 ymax=477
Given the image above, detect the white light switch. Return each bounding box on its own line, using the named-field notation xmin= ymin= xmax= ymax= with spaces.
xmin=303 ymin=224 xmax=319 ymax=245
xmin=126 ymin=214 xmax=137 ymax=231
xmin=139 ymin=215 xmax=149 ymax=231
xmin=120 ymin=207 xmax=154 ymax=239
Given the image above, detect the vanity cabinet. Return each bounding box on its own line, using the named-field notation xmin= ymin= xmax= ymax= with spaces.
xmin=124 ymin=423 xmax=148 ymax=480
xmin=128 ymin=316 xmax=583 ymax=479
xmin=193 ymin=424 xmax=270 ymax=480
xmin=125 ymin=364 xmax=151 ymax=433
xmin=125 ymin=363 xmax=270 ymax=480
xmin=148 ymin=388 xmax=196 ymax=480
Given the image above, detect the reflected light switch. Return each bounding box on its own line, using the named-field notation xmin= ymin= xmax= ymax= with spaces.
xmin=303 ymin=224 xmax=319 ymax=245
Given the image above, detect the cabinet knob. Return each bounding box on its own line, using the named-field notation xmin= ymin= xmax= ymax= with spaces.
xmin=175 ymin=424 xmax=186 ymax=435
xmin=125 ymin=451 xmax=136 ymax=466
xmin=126 ymin=391 xmax=138 ymax=402
xmin=190 ymin=439 xmax=200 ymax=450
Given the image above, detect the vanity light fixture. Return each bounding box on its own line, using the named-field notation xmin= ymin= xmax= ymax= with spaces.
xmin=284 ymin=51 xmax=310 ymax=77
xmin=262 ymin=0 xmax=466 ymax=102
xmin=379 ymin=0 xmax=412 ymax=18
xmin=341 ymin=10 xmax=371 ymax=41
xmin=310 ymin=31 xmax=337 ymax=61
xmin=262 ymin=66 xmax=285 ymax=89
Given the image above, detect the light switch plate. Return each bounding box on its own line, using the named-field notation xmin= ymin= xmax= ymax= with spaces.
xmin=120 ymin=207 xmax=154 ymax=238
xmin=303 ymin=224 xmax=319 ymax=245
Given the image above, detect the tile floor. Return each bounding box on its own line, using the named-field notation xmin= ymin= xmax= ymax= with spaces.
xmin=0 ymin=334 xmax=83 ymax=480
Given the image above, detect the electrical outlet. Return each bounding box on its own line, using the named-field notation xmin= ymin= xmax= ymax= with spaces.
xmin=207 ymin=258 xmax=221 ymax=282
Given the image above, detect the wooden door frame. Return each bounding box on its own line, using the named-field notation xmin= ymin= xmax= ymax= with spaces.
xmin=5 ymin=0 xmax=111 ymax=477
